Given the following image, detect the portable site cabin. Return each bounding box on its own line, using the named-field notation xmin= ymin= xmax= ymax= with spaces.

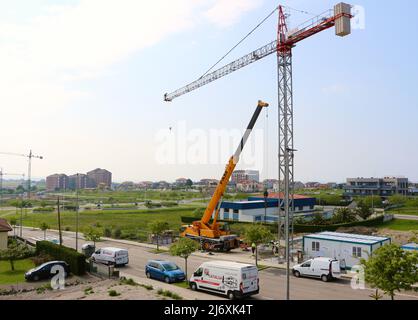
xmin=303 ymin=232 xmax=391 ymax=269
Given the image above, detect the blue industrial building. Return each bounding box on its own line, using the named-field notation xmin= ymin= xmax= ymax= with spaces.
xmin=218 ymin=193 xmax=316 ymax=223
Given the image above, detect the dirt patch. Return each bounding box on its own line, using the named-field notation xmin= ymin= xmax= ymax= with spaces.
xmin=377 ymin=229 xmax=417 ymax=245
xmin=336 ymin=226 xmax=378 ymax=235
xmin=0 ymin=274 xmax=168 ymax=300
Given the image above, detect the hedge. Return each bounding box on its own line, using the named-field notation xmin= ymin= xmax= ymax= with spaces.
xmin=36 ymin=241 xmax=86 ymax=275
xmin=181 ymin=215 xmax=386 ymax=234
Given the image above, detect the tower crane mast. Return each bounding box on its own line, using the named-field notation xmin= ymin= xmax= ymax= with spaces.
xmin=0 ymin=150 xmax=44 ymax=199
xmin=164 ymin=2 xmax=353 ymax=300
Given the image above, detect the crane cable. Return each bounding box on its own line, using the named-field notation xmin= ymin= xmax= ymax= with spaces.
xmin=199 ymin=6 xmax=279 ymax=79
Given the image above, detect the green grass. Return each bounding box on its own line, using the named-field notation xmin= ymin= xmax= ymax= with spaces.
xmin=0 ymin=259 xmax=34 ymax=285
xmin=6 ymin=206 xmax=198 ymax=237
xmin=387 ymin=207 xmax=418 ymax=216
xmin=378 ymin=219 xmax=418 ymax=231
xmin=172 ymin=281 xmax=189 ymax=289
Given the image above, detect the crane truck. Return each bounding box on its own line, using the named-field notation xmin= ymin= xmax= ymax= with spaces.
xmin=180 ymin=100 xmax=269 ymax=251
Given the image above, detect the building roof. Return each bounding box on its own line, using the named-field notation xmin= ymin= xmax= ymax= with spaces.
xmin=401 ymin=243 xmax=418 ymax=251
xmin=0 ymin=219 xmax=12 ymax=232
xmin=266 ymin=192 xmax=313 ymax=200
xmin=304 ymin=231 xmax=390 ymax=245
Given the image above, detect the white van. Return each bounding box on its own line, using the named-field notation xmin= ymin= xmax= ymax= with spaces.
xmin=189 ymin=261 xmax=259 ymax=300
xmin=292 ymin=257 xmax=341 ymax=282
xmin=91 ymin=247 xmax=129 ymax=266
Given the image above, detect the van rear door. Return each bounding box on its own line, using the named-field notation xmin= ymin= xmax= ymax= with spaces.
xmin=241 ymin=266 xmax=258 ymax=294
xmin=330 ymin=260 xmax=341 ymax=279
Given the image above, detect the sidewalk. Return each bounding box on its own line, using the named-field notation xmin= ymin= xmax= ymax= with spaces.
xmin=118 ymin=272 xmax=224 ymax=300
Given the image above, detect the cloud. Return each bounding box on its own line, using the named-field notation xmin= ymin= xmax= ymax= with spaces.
xmin=205 ymin=0 xmax=264 ymax=28
xmin=0 ymin=0 xmax=263 ymax=121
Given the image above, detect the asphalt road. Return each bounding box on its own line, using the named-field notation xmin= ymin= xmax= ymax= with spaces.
xmin=20 ymin=228 xmax=418 ymax=300
xmin=395 ymin=214 xmax=418 ymax=221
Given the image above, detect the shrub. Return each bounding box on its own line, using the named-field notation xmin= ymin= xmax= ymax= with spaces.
xmin=31 ymin=253 xmax=54 ymax=266
xmin=33 ymin=207 xmax=54 ymax=213
xmin=36 ymin=241 xmax=86 ymax=275
xmin=108 ymin=290 xmax=120 ymax=297
xmin=113 ymin=228 xmax=122 ymax=239
xmin=103 ymin=227 xmax=112 ymax=237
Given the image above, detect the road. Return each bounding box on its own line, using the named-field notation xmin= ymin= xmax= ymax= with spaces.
xmin=20 ymin=228 xmax=418 ymax=300
xmin=395 ymin=214 xmax=418 ymax=221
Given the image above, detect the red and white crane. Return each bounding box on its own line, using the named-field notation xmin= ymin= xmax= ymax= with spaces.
xmin=164 ymin=2 xmax=353 ymax=299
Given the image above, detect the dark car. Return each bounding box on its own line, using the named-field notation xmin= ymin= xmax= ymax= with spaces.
xmin=25 ymin=261 xmax=70 ymax=281
xmin=145 ymin=260 xmax=186 ymax=283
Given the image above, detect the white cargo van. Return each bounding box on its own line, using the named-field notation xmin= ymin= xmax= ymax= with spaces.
xmin=91 ymin=247 xmax=129 ymax=266
xmin=292 ymin=257 xmax=341 ymax=282
xmin=189 ymin=261 xmax=259 ymax=299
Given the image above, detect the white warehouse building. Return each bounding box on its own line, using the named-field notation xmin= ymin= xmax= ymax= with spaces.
xmin=303 ymin=232 xmax=391 ymax=269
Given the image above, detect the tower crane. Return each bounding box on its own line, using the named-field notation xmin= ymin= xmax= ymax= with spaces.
xmin=164 ymin=2 xmax=352 ymax=251
xmin=0 ymin=150 xmax=44 ymax=199
xmin=164 ymin=3 xmax=353 ymax=300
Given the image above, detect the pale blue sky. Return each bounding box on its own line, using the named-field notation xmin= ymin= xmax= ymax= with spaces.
xmin=0 ymin=0 xmax=417 ymax=183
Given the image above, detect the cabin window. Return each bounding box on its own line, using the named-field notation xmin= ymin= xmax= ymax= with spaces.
xmin=312 ymin=241 xmax=320 ymax=252
xmin=353 ymin=247 xmax=362 ymax=257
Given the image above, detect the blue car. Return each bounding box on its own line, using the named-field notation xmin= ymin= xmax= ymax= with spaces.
xmin=145 ymin=260 xmax=186 ymax=283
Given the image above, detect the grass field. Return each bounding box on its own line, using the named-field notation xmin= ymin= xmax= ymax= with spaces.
xmin=387 ymin=207 xmax=418 ymax=216
xmin=0 ymin=259 xmax=34 ymax=285
xmin=5 ymin=206 xmax=199 ymax=239
xmin=378 ymin=219 xmax=418 ymax=231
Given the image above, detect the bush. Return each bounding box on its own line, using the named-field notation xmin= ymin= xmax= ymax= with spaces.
xmin=36 ymin=241 xmax=86 ymax=275
xmin=108 ymin=290 xmax=120 ymax=297
xmin=33 ymin=207 xmax=54 ymax=213
xmin=31 ymin=253 xmax=54 ymax=266
xmin=103 ymin=227 xmax=112 ymax=237
xmin=113 ymin=228 xmax=122 ymax=239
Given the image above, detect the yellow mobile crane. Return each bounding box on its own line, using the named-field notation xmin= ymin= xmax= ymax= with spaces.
xmin=180 ymin=100 xmax=269 ymax=251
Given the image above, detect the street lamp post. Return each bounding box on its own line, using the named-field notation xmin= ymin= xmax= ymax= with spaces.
xmin=76 ymin=174 xmax=79 ymax=252
xmin=264 ymin=189 xmax=269 ymax=222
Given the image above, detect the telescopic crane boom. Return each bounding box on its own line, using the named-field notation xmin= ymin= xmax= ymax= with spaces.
xmin=180 ymin=100 xmax=269 ymax=251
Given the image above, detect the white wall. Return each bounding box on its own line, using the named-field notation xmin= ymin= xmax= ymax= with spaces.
xmin=304 ymin=238 xmax=372 ymax=268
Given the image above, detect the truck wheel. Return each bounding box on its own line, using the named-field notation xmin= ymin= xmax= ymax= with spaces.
xmin=227 ymin=291 xmax=235 ymax=300
xmin=190 ymin=282 xmax=197 ymax=291
xmin=146 ymin=271 xmax=151 ymax=279
xmin=164 ymin=276 xmax=171 ymax=284
xmin=293 ymin=270 xmax=300 ymax=278
xmin=321 ymin=275 xmax=329 ymax=282
xmin=33 ymin=275 xmax=39 ymax=281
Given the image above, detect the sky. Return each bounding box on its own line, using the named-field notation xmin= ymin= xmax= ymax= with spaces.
xmin=0 ymin=0 xmax=417 ymax=183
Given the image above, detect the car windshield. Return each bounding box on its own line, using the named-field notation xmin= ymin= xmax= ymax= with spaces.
xmin=162 ymin=263 xmax=179 ymax=271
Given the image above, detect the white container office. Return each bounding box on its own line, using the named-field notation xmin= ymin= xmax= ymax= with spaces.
xmin=303 ymin=231 xmax=391 ymax=269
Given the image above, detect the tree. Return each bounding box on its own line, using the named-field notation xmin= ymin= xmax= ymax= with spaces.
xmin=40 ymin=222 xmax=50 ymax=240
xmin=355 ymin=200 xmax=372 ymax=220
xmin=388 ymin=194 xmax=407 ymax=206
xmin=361 ymin=244 xmax=418 ymax=300
xmin=363 ymin=196 xmax=382 ymax=209
xmin=169 ymin=238 xmax=199 ymax=282
xmin=331 ymin=207 xmax=356 ymax=224
xmin=0 ymin=241 xmax=32 ymax=271
xmin=84 ymin=227 xmax=102 ymax=247
xmin=150 ymin=221 xmax=170 ymax=251
xmin=311 ymin=212 xmax=326 ymax=225
xmin=244 ymin=224 xmax=274 ymax=266
xmin=192 ymin=208 xmax=204 ymax=218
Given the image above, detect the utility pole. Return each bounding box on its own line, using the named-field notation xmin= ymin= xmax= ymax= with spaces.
xmin=75 ymin=174 xmax=79 ymax=252
xmin=57 ymin=196 xmax=63 ymax=246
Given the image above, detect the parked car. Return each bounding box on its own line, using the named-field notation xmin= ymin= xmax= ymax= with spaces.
xmin=145 ymin=260 xmax=186 ymax=283
xmin=91 ymin=247 xmax=129 ymax=266
xmin=189 ymin=261 xmax=259 ymax=300
xmin=25 ymin=261 xmax=70 ymax=282
xmin=292 ymin=257 xmax=341 ymax=282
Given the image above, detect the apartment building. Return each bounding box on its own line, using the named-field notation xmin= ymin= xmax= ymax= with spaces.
xmin=344 ymin=177 xmax=409 ymax=198
xmin=46 ymin=174 xmax=69 ymax=191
